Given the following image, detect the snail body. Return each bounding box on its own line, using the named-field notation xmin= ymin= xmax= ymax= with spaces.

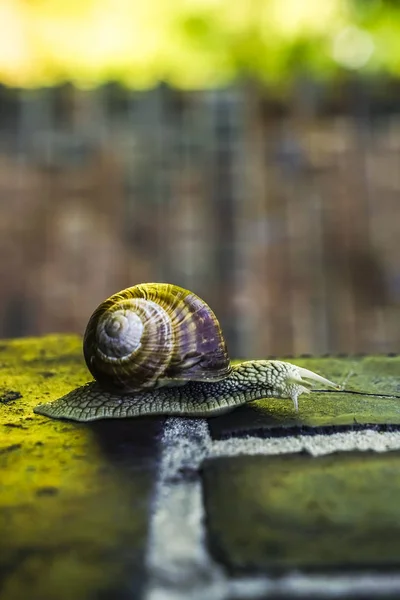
xmin=34 ymin=283 xmax=337 ymax=422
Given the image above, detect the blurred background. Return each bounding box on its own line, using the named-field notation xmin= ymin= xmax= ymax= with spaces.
xmin=0 ymin=0 xmax=400 ymax=357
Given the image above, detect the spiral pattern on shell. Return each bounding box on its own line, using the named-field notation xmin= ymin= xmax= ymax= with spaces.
xmin=83 ymin=283 xmax=231 ymax=393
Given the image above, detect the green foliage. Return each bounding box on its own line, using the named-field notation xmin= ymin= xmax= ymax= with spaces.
xmin=1 ymin=0 xmax=400 ymax=87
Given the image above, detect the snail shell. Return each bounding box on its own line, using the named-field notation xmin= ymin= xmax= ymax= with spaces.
xmin=83 ymin=283 xmax=231 ymax=393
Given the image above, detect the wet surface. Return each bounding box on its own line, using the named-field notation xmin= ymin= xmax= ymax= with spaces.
xmin=202 ymin=451 xmax=400 ymax=573
xmin=0 ymin=335 xmax=164 ymax=600
xmin=209 ymin=356 xmax=400 ymax=439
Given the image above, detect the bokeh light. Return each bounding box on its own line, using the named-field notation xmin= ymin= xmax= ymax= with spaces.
xmin=0 ymin=0 xmax=399 ymax=88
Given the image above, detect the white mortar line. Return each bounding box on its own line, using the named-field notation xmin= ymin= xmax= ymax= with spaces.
xmin=212 ymin=428 xmax=400 ymax=458
xmin=228 ymin=573 xmax=400 ymax=598
xmin=144 ymin=422 xmax=400 ymax=600
xmin=144 ymin=418 xmax=225 ymax=600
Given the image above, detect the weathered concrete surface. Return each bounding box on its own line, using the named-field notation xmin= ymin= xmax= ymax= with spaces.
xmin=1 ymin=336 xmax=400 ymax=599
xmin=0 ymin=335 xmax=163 ymax=600
xmin=202 ymin=451 xmax=400 ymax=573
xmin=147 ymin=419 xmax=400 ymax=600
xmin=209 ymin=356 xmax=400 ymax=438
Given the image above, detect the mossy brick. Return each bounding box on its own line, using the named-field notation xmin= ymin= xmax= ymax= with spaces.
xmin=202 ymin=451 xmax=400 ymax=573
xmin=209 ymin=356 xmax=400 ymax=438
xmin=0 ymin=335 xmax=164 ymax=600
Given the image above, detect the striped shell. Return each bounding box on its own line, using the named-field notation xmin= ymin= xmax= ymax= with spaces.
xmin=83 ymin=283 xmax=231 ymax=393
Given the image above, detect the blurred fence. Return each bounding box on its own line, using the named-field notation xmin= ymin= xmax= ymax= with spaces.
xmin=0 ymin=81 xmax=399 ymax=357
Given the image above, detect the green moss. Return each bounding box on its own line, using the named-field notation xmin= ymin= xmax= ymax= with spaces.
xmin=203 ymin=452 xmax=400 ymax=571
xmin=251 ymin=389 xmax=400 ymax=428
xmin=0 ymin=335 xmax=153 ymax=600
xmin=0 ymin=335 xmax=86 ymax=446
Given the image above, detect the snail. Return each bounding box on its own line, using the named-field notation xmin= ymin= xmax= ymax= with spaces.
xmin=34 ymin=283 xmax=338 ymax=422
